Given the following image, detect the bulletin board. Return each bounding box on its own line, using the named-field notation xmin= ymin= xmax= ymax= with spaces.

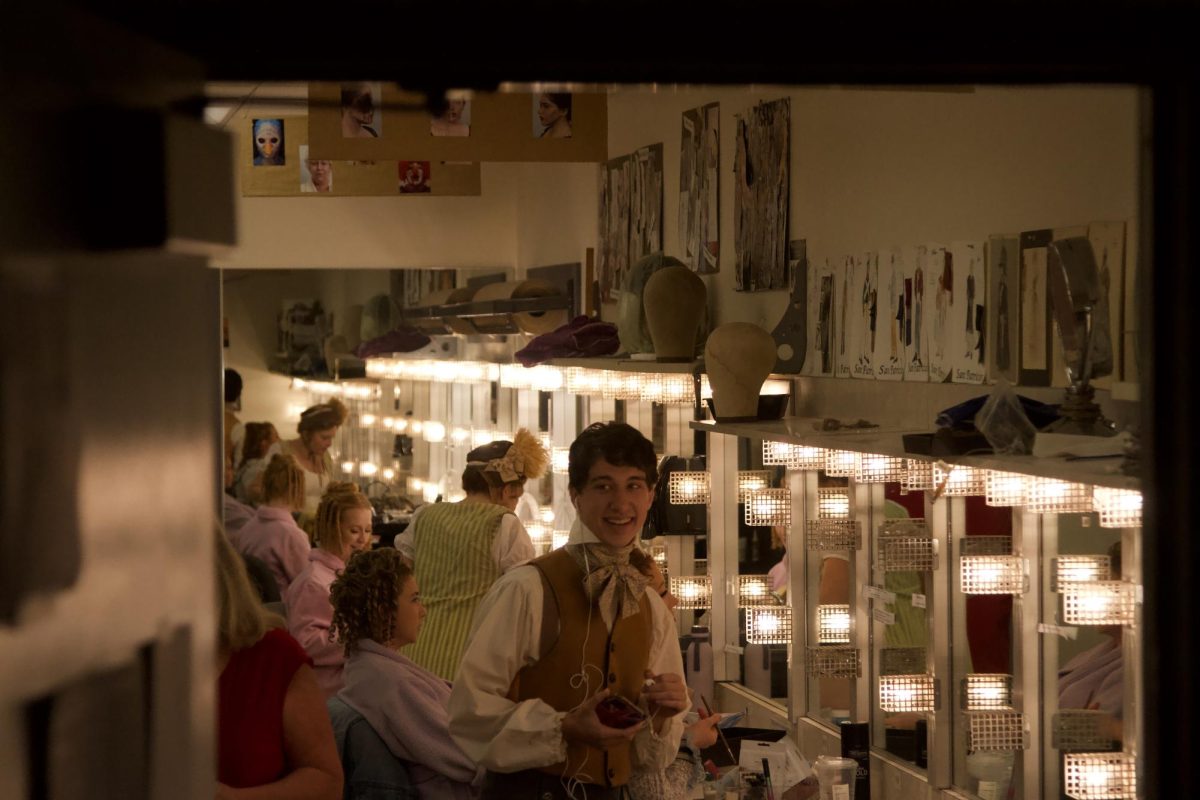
xmin=306 ymin=83 xmax=608 ymax=163
xmin=240 ymin=115 xmax=482 ymax=197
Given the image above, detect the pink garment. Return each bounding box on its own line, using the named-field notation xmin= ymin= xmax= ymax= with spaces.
xmin=339 ymin=639 xmax=483 ymax=800
xmin=1058 ymin=636 xmax=1123 ymax=717
xmin=284 ymin=549 xmax=346 ymax=697
xmin=230 ymin=506 xmax=310 ymax=596
xmin=223 ymin=493 xmax=255 ymax=538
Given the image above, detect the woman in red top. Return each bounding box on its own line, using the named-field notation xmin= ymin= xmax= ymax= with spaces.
xmin=215 ymin=529 xmax=342 ymax=799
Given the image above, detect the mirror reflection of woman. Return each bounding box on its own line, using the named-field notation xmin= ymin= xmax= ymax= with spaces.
xmin=536 ymin=92 xmax=572 ymax=138
xmin=282 ymin=398 xmax=349 ymax=520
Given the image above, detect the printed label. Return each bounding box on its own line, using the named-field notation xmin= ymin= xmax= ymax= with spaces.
xmin=873 ymin=607 xmax=896 ymax=625
xmin=863 ymin=585 xmax=896 ymax=603
xmin=911 ymin=593 xmax=927 ymax=608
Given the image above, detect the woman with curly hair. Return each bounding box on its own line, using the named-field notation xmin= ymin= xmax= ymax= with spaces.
xmin=281 ymin=398 xmax=349 ymax=517
xmin=331 ymin=549 xmax=483 ymax=799
xmin=284 ymin=481 xmax=373 ymax=696
xmin=230 ymin=453 xmax=309 ymax=596
xmin=215 ymin=528 xmax=342 ymax=798
xmin=394 ymin=428 xmax=548 ymax=681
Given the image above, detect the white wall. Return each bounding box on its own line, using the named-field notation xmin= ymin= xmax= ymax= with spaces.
xmin=606 ymin=85 xmax=1139 ymax=331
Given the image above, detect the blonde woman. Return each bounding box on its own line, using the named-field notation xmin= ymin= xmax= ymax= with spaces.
xmin=215 ymin=530 xmax=341 ymax=798
xmin=282 ymin=398 xmax=349 ymax=517
xmin=284 ymin=482 xmax=373 ymax=696
xmin=395 ymin=428 xmax=548 ymax=681
xmin=229 ymin=454 xmax=310 ymax=596
xmin=331 ymin=549 xmax=484 ymax=799
xmin=233 ymin=421 xmax=280 ymax=505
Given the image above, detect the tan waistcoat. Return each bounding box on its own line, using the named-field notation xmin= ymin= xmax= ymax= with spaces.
xmin=508 ymin=548 xmax=652 ymax=788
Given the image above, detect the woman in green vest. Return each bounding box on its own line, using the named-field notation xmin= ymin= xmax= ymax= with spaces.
xmin=397 ymin=428 xmax=549 ymax=681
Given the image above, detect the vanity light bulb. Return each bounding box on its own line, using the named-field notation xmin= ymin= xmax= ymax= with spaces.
xmin=1094 ymin=487 xmax=1143 ymax=528
xmin=409 ymin=420 xmax=424 ymax=435
xmin=817 ymin=604 xmax=851 ymax=644
xmin=422 ymin=484 xmax=440 ymax=503
xmin=985 ymin=471 xmax=1028 ymax=507
xmin=423 ymin=421 xmax=446 ymax=443
xmin=960 ymin=556 xmax=1027 ymax=595
xmin=394 ymin=418 xmax=409 ymax=433
xmin=359 ymin=462 xmax=378 ymax=477
xmin=539 ymin=505 xmax=555 ymax=524
xmin=744 ymin=489 xmax=791 ymax=526
xmin=525 ymin=523 xmax=551 ymax=547
xmin=736 ymin=575 xmax=780 ymax=607
xmin=451 ymin=427 xmax=470 ymax=444
xmin=382 ymin=468 xmax=395 ymax=481
xmin=745 ymin=606 xmax=792 ymax=644
xmin=824 ymin=450 xmax=857 ymax=477
xmin=671 ymin=576 xmax=713 ymax=610
xmin=341 ymin=461 xmax=356 ymax=474
xmin=963 ymin=674 xmax=1014 ymax=710
xmin=407 ymin=478 xmax=423 ymax=493
xmin=471 ymin=430 xmax=493 ymax=447
xmin=552 ymin=530 xmax=570 ymax=550
xmin=1063 ymin=753 xmax=1137 ymax=800
xmin=817 ymin=488 xmax=851 ymax=519
xmin=382 ymin=417 xmax=395 ymax=429
xmin=669 ymin=471 xmax=711 ymax=504
xmin=360 ymin=414 xmax=377 ymax=426
xmin=551 ymin=447 xmax=571 ymax=474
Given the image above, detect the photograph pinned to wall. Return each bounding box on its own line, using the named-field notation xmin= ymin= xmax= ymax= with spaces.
xmin=398 ymin=161 xmax=432 ymax=194
xmin=950 ymin=241 xmax=986 ymax=384
xmin=835 ymin=255 xmax=853 ymax=378
xmin=733 ymin=97 xmax=790 ymax=292
xmin=903 ymin=245 xmax=929 ymax=382
xmin=394 ymin=269 xmax=457 ymax=310
xmin=987 ymin=235 xmax=1020 ymax=384
xmin=533 ymin=92 xmax=573 ymax=138
xmin=430 ymin=95 xmax=471 ymax=137
xmin=805 ymin=256 xmax=837 ymax=376
xmin=1018 ymin=229 xmax=1052 ymax=386
xmin=298 ymin=146 xmax=333 ymax=193
xmin=849 ymin=252 xmax=878 ymax=379
xmin=1086 ymin=221 xmax=1126 ymax=389
xmin=875 ymin=249 xmax=905 ymax=380
xmin=678 ymin=102 xmax=720 ymax=274
xmin=927 ymin=243 xmax=954 ymax=383
xmin=252 ymin=118 xmax=285 ymax=165
xmin=597 ymin=143 xmax=663 ymax=302
xmin=341 ymin=82 xmax=382 ymax=138
xmin=771 ymin=239 xmax=808 ymax=373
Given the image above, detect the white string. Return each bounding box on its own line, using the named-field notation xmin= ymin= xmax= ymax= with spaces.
xmin=561 ymin=546 xmax=603 ymax=800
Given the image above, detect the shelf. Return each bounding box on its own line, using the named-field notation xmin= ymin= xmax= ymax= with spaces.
xmin=691 ymin=417 xmax=1141 ymax=491
xmin=546 ymin=357 xmax=704 ymax=374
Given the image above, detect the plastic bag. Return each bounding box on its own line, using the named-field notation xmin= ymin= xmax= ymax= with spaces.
xmin=975 ymin=379 xmax=1038 ymax=455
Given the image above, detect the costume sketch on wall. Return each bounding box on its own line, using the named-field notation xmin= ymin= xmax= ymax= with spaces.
xmin=835 ymin=255 xmax=852 ymax=378
xmin=951 ymin=241 xmax=986 ymax=384
xmin=733 ymin=97 xmax=789 ymax=291
xmin=1086 ymin=221 xmax=1127 ymax=388
xmin=252 ymin=118 xmax=285 ymax=166
xmin=850 ymin=251 xmax=877 ymax=379
xmin=927 ymin=243 xmax=953 ymax=384
xmin=598 ymin=143 xmax=664 ymax=303
xmin=875 ymin=249 xmax=905 ymax=381
xmin=678 ymin=102 xmax=720 ymax=274
xmin=903 ymin=245 xmax=929 ymax=382
xmin=988 ymin=235 xmax=1020 ymax=384
xmin=1018 ymin=228 xmax=1053 ymax=386
xmin=805 ymin=256 xmax=837 ymax=376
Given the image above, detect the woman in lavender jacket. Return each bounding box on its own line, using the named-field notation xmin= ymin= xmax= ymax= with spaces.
xmin=330 ymin=548 xmax=484 ymax=800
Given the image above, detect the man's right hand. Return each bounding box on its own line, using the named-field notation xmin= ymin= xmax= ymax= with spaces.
xmin=561 ymin=689 xmax=644 ymax=749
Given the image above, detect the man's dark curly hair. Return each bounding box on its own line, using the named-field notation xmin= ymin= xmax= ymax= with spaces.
xmin=567 ymin=421 xmax=658 ymax=492
xmin=329 ymin=548 xmax=412 ymax=657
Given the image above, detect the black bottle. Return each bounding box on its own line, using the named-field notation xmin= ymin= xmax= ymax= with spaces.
xmin=840 ymin=721 xmax=870 ymax=800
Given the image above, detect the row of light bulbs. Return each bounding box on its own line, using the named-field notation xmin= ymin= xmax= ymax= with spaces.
xmin=290 ymin=378 xmax=381 ymax=399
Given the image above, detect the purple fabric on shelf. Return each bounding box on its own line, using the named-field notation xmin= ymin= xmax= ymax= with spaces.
xmin=355 ymin=327 xmax=432 ymax=358
xmin=514 ymin=315 xmax=621 ymax=366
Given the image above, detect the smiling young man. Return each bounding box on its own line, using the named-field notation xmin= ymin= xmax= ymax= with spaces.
xmin=448 ymin=422 xmax=688 ymax=800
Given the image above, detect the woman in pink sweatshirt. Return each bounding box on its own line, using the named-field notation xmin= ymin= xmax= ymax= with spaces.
xmin=228 ymin=454 xmax=309 ymax=595
xmin=331 ymin=548 xmax=484 ymax=800
xmin=284 ymin=482 xmax=372 ymax=696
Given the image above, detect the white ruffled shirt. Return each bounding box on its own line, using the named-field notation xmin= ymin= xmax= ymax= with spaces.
xmin=394 ymin=502 xmax=534 ymax=573
xmin=447 ymin=519 xmax=685 ymax=775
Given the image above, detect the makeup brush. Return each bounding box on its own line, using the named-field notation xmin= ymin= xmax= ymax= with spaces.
xmin=701 ymin=694 xmax=737 ymax=766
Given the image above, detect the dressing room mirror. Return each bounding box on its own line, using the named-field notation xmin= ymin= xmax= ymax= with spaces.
xmin=871 ymin=480 xmax=932 ymax=768
xmin=1044 ymin=505 xmax=1133 ymax=800
xmin=950 ymin=496 xmax=1023 ymax=800
xmin=805 ymin=471 xmax=855 ymax=727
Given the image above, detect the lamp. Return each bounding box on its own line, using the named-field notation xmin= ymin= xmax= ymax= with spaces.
xmin=986 ymin=471 xmax=1028 ymax=507
xmin=762 ymin=441 xmax=824 ymax=469
xmin=525 ymin=522 xmax=551 ymax=550
xmin=1093 ymin=487 xmax=1143 ymax=528
xmin=737 ymin=470 xmax=774 ymax=501
xmin=903 ymin=459 xmax=935 ymax=491
xmin=1051 ymin=555 xmax=1112 ymax=592
xmin=359 ymin=462 xmax=379 ymax=477
xmin=551 ymin=447 xmax=570 ymax=474
xmin=878 ymin=674 xmax=937 ymax=713
xmin=932 ymin=463 xmax=986 ymax=496
xmin=878 ymin=520 xmax=936 ymax=572
xmin=538 ymin=505 xmax=555 ymax=525
xmin=1053 ymin=710 xmax=1119 ymax=752
xmin=423 ymin=421 xmax=446 ymax=443
xmin=360 ymin=413 xmax=377 ymax=426
xmin=671 ymin=575 xmax=712 ymax=610
xmin=1027 ymin=477 xmax=1093 ymax=514
xmin=855 ymin=454 xmax=906 ymax=483
xmin=669 ymin=471 xmax=711 ymax=504
xmin=1061 ymin=581 xmax=1137 ymax=626
xmin=817 ymin=604 xmax=851 ymax=644
xmin=736 ymin=575 xmax=780 ymax=607
xmin=806 ymin=519 xmax=861 ymax=551
xmin=880 ymin=647 xmax=926 ymax=676
xmin=962 ymin=674 xmax=1014 ymax=710
xmin=745 ymin=606 xmax=792 ymax=644
xmin=817 ymin=488 xmax=851 ymax=519
xmin=960 ymin=555 xmax=1028 ymax=595
xmin=965 ymin=711 xmax=1029 ymax=752
xmin=471 ymin=429 xmax=494 ymax=447
xmin=422 ymin=483 xmax=439 ymax=503
xmin=601 ymin=370 xmax=640 ymax=400
xmin=824 ymin=449 xmax=857 ymax=477
xmin=341 ymin=460 xmax=356 ymax=474
xmin=566 ymin=367 xmax=605 ymax=395
xmin=1063 ymin=753 xmax=1136 ymax=800
xmin=744 ymin=489 xmax=791 ymax=526
xmin=805 ymin=646 xmax=861 ymax=679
